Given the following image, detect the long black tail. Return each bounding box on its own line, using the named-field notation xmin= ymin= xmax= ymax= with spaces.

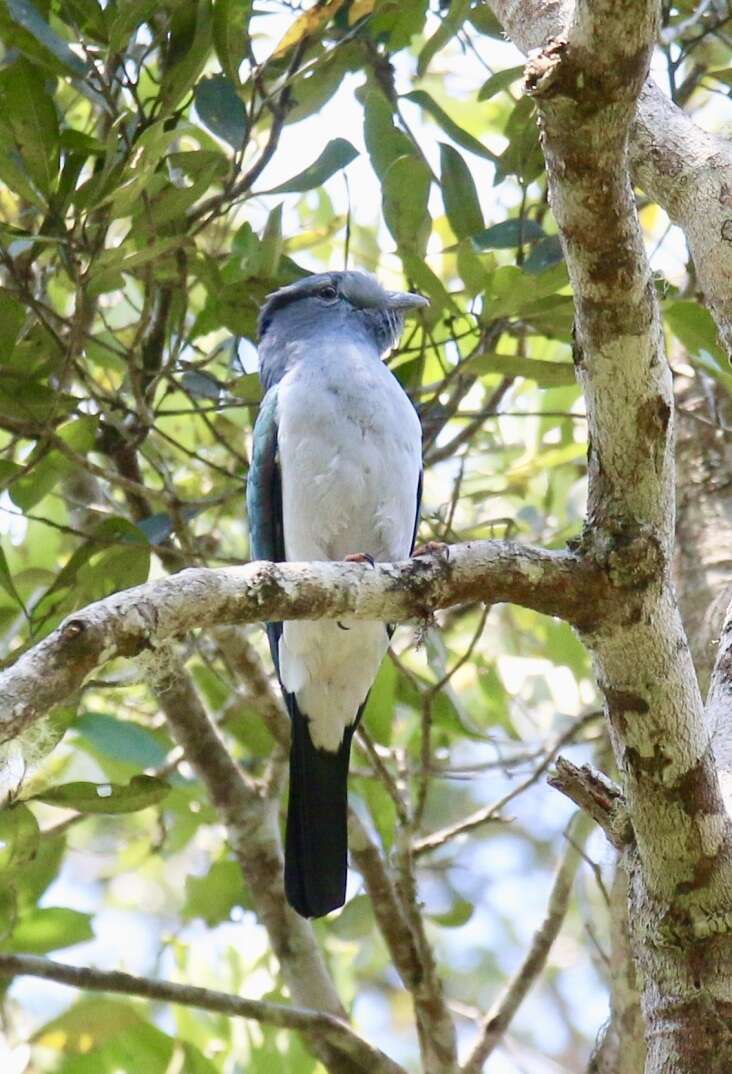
xmin=284 ymin=694 xmax=352 ymax=918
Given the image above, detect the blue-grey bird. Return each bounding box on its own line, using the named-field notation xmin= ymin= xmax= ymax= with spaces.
xmin=246 ymin=270 xmax=427 ymax=918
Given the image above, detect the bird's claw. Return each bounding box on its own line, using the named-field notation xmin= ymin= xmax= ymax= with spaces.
xmin=343 ymin=552 xmax=376 ymax=566
xmin=412 ymin=541 xmax=450 ymax=561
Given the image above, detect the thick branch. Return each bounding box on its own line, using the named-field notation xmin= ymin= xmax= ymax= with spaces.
xmin=0 ymin=542 xmax=606 ymax=740
xmin=706 ymin=600 xmax=732 ymax=806
xmin=630 ymin=83 xmax=732 ymax=359
xmin=0 ymin=954 xmax=405 ymax=1074
xmin=498 ymin=2 xmax=732 ymax=1070
xmin=548 ymin=757 xmax=632 ymax=849
xmin=488 ymin=2 xmax=732 ymax=362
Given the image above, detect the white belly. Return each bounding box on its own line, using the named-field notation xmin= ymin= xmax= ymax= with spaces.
xmin=275 ymin=346 xmax=421 ymax=748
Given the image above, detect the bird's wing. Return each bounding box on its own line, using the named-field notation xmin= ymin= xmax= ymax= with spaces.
xmin=410 ymin=468 xmax=423 ymax=553
xmin=246 ymin=385 xmax=285 ymax=673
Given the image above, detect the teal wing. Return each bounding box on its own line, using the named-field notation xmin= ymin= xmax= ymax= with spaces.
xmin=246 ymin=385 xmax=285 ymax=671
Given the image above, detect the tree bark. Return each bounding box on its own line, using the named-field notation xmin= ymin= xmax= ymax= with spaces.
xmin=513 ymin=1 xmax=732 ymax=1069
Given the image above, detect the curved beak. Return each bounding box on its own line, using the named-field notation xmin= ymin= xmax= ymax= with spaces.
xmin=386 ymin=290 xmax=430 ymax=311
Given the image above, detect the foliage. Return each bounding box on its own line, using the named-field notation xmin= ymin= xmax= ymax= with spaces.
xmin=0 ymin=0 xmax=726 ymax=1071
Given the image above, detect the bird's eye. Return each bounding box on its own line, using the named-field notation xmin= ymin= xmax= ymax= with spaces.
xmin=318 ymin=285 xmax=338 ymax=301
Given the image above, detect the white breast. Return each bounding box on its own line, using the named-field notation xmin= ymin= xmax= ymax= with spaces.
xmin=275 ymin=341 xmax=422 ymax=749
xmin=276 ymin=342 xmax=421 ymax=563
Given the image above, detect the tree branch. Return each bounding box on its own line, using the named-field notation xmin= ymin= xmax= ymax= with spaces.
xmin=0 ymin=954 xmax=406 ymax=1074
xmin=548 ymin=757 xmax=632 ymax=849
xmin=487 ymin=1 xmax=732 ymax=360
xmin=0 ymin=542 xmax=608 ymax=740
xmin=492 ymin=1 xmax=732 ymax=1069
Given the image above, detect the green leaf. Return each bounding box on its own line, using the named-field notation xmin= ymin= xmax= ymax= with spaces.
xmin=263 ymin=138 xmax=358 ymax=194
xmin=0 ymin=289 xmax=26 ymax=357
xmin=403 ymin=90 xmax=497 ymax=162
xmin=4 ymin=0 xmax=88 ymax=75
xmin=363 ymin=90 xmax=414 ymax=180
xmin=416 ymin=0 xmax=469 ymax=76
xmin=212 ymin=0 xmax=251 ymax=85
xmin=34 ymin=997 xmax=150 ymax=1051
xmin=440 ymin=143 xmax=484 ymax=240
xmin=430 ymin=897 xmax=474 ymax=928
xmin=472 ymin=218 xmax=545 ymax=249
xmin=495 ymin=96 xmax=543 ymax=185
xmin=665 ymin=300 xmax=726 ymax=366
xmin=0 ymin=804 xmax=40 ymax=871
xmin=160 ymin=0 xmax=213 ymax=114
xmin=468 ymin=351 xmax=576 ymax=386
xmin=0 ymin=543 xmax=24 ymax=609
xmin=75 ymin=714 xmax=169 ymax=770
xmin=400 ymin=252 xmax=460 ymax=316
xmin=10 ymin=417 xmax=98 ymax=512
xmin=179 ymin=1042 xmax=221 ymax=1074
xmin=478 ymin=64 xmax=524 ymax=101
xmin=87 ymin=235 xmax=190 ymax=295
xmin=0 ymin=372 xmax=74 ymax=424
xmin=382 ymin=154 xmax=431 ymax=255
xmin=330 ymin=894 xmax=373 ymax=938
xmin=523 ymin=234 xmax=564 ymax=274
xmin=6 ymin=906 xmax=93 ymax=953
xmin=194 ymin=74 xmax=249 ymax=148
xmin=0 ymin=59 xmax=60 ymax=197
xmin=108 ymin=0 xmax=157 ymax=50
xmin=33 ymin=775 xmax=170 ymax=814
xmin=0 ymin=125 xmax=45 ymax=206
xmin=183 ymin=858 xmax=243 ymax=925
xmin=364 ymin=658 xmax=396 ymax=746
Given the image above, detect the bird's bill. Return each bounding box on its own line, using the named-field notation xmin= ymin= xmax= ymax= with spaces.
xmin=385 ymin=290 xmax=430 ymax=310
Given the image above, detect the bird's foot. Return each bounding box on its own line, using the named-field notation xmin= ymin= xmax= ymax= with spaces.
xmin=412 ymin=541 xmax=450 ymax=561
xmin=343 ymin=552 xmax=376 ymax=566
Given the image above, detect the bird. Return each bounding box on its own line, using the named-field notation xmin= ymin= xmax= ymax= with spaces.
xmin=246 ymin=270 xmax=427 ymax=918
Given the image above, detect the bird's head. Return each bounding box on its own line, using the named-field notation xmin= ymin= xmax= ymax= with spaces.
xmin=257 ymin=271 xmax=429 ymax=361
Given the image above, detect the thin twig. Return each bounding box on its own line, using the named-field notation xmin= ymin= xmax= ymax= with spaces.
xmin=461 ymin=811 xmax=593 ymax=1073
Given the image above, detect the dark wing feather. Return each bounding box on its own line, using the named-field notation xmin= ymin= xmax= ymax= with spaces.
xmin=246 ymin=385 xmax=285 ymax=672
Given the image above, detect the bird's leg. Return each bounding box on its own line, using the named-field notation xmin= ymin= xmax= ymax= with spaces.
xmin=343 ymin=552 xmax=376 ymax=566
xmin=412 ymin=541 xmax=450 ymax=560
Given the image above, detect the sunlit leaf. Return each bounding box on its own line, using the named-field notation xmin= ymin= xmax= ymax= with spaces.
xmin=183 ymin=858 xmax=243 ymax=924
xmin=478 ymin=64 xmax=524 ymax=100
xmin=7 ymin=906 xmax=93 ymax=953
xmin=271 ymin=0 xmax=346 ymax=58
xmin=665 ymin=300 xmax=725 ymax=366
xmin=263 ymin=138 xmax=358 ymax=194
xmin=416 ymin=0 xmax=469 ymax=76
xmin=404 ymin=89 xmax=497 ymax=161
xmin=468 ymin=351 xmax=576 ymax=386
